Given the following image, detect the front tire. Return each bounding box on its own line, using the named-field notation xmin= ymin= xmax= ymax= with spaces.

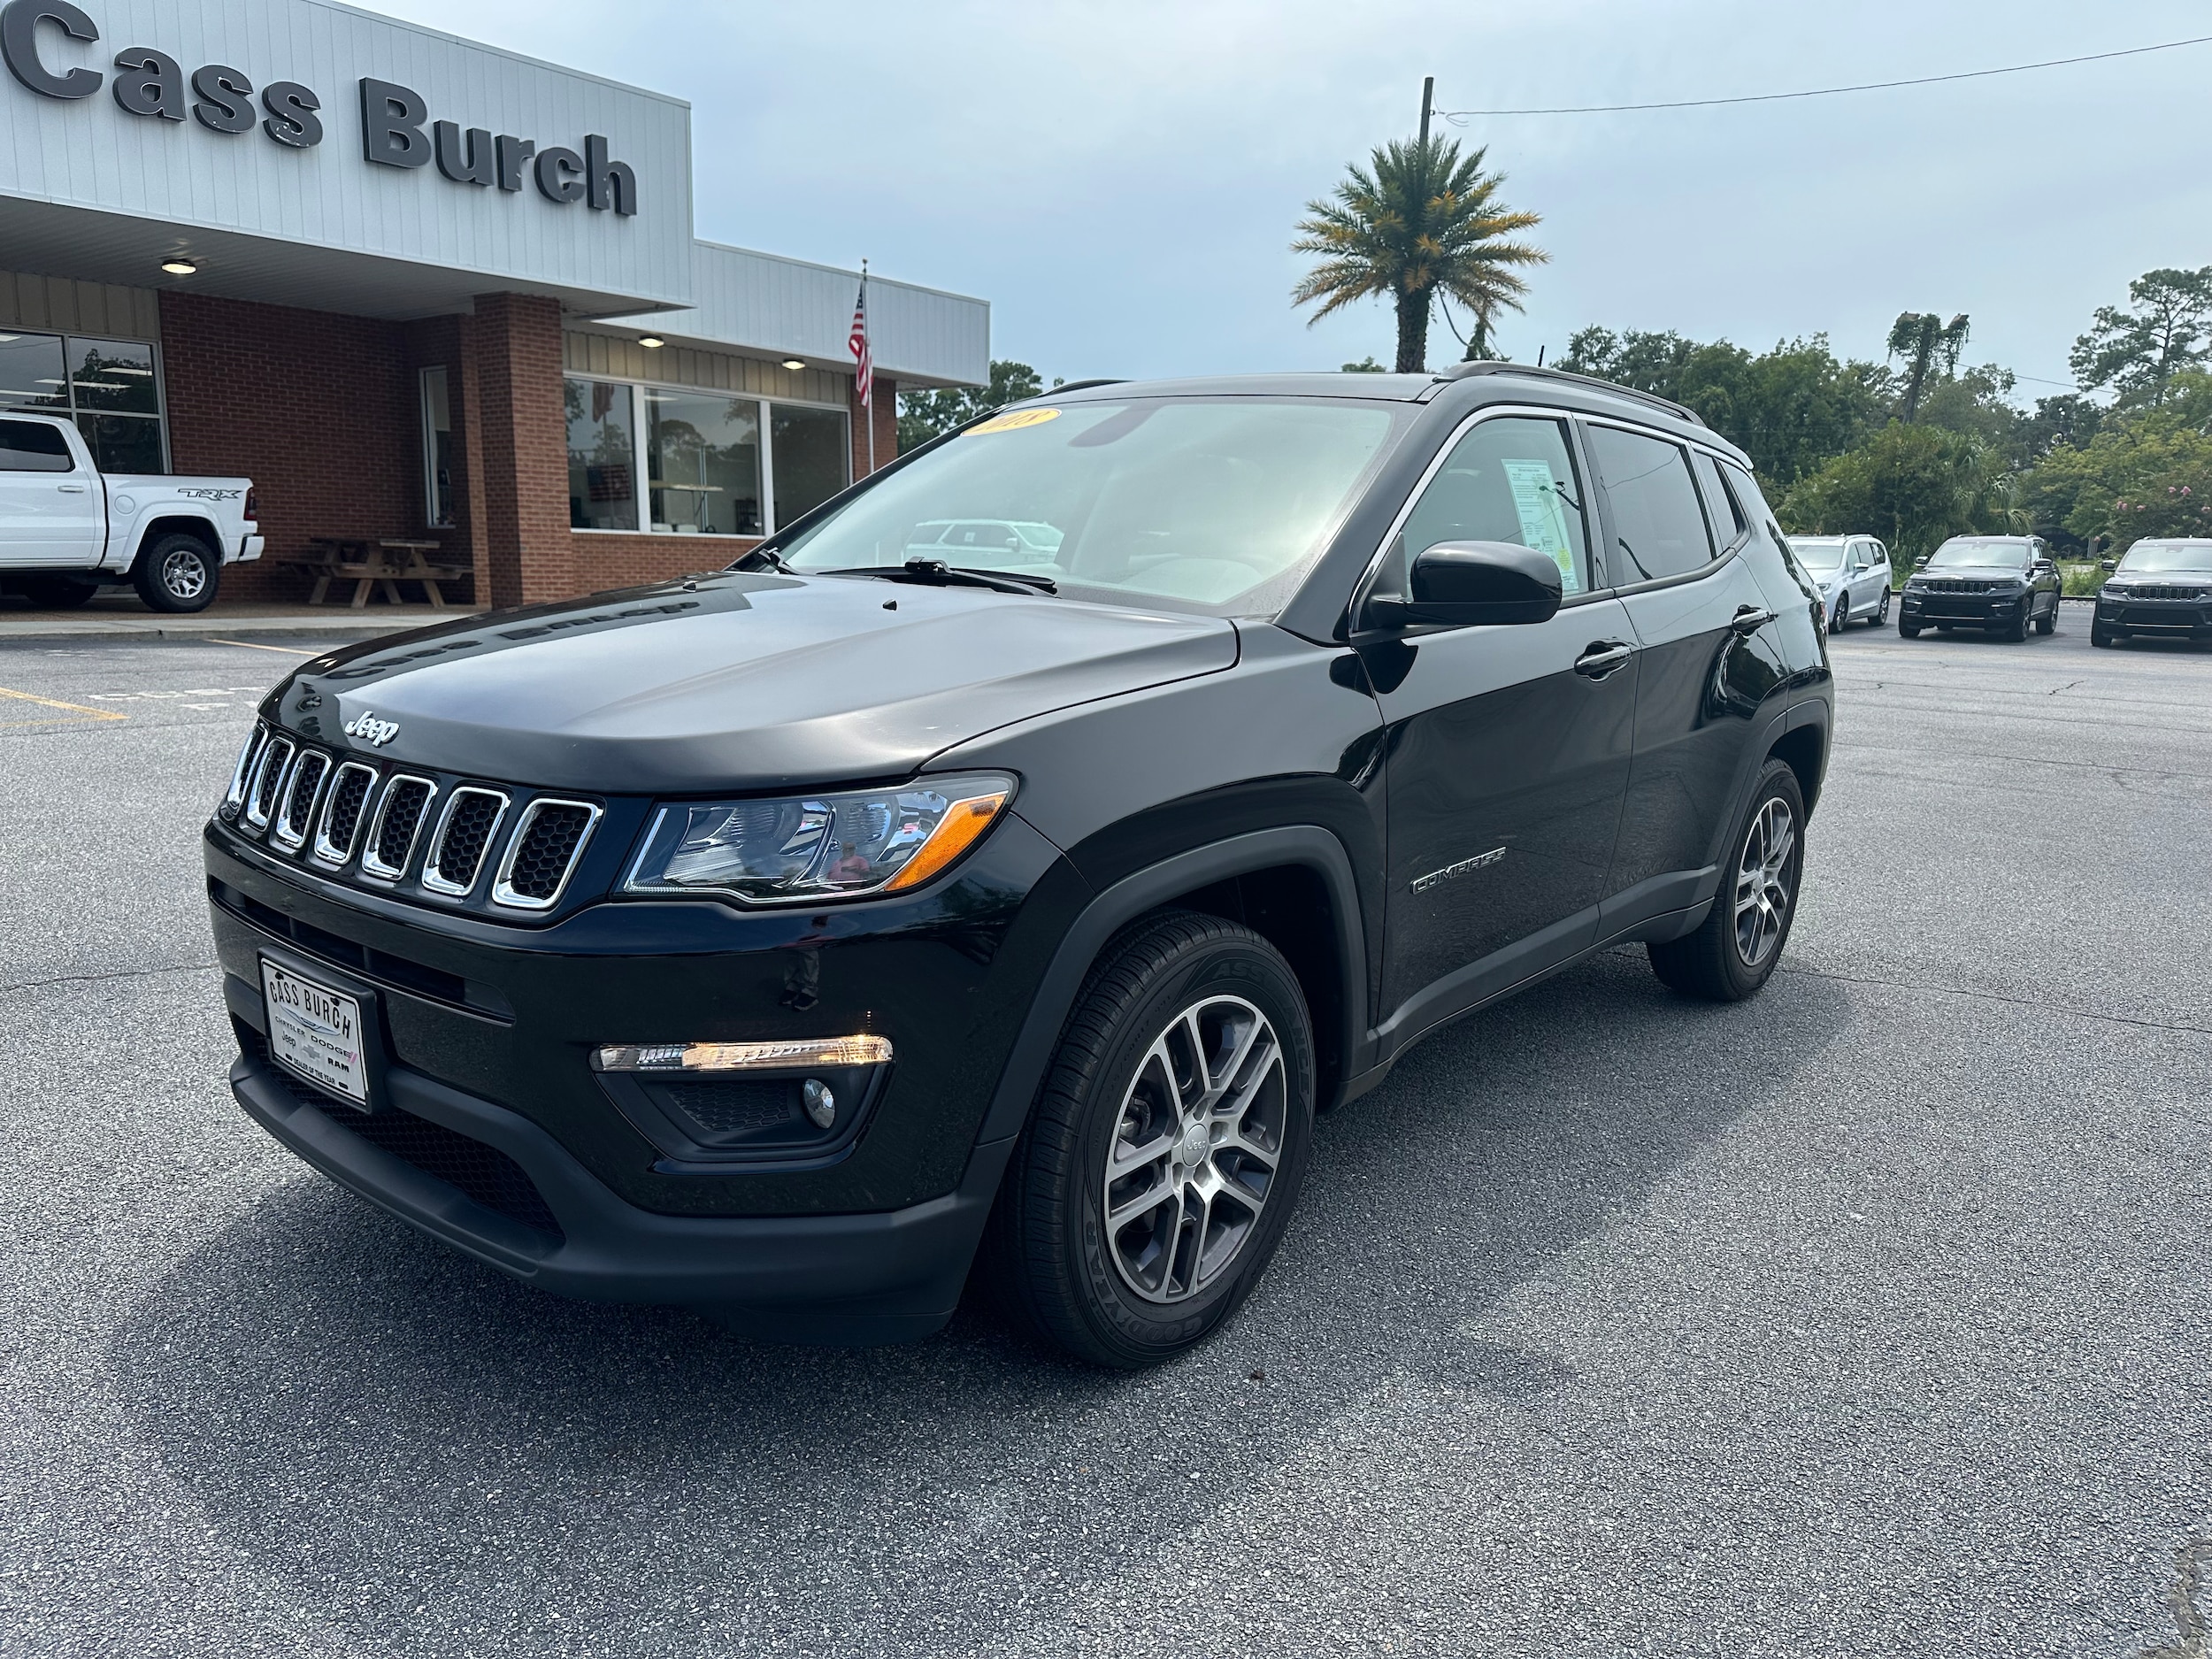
xmin=2035 ymin=597 xmax=2057 ymax=635
xmin=1899 ymin=617 xmax=1922 ymax=638
xmin=1876 ymin=587 xmax=1892 ymax=626
xmin=134 ymin=533 xmax=219 ymax=613
xmin=2002 ymin=596 xmax=2030 ymax=642
xmin=1648 ymin=758 xmax=1806 ymax=1002
xmin=987 ymin=910 xmax=1315 ymax=1368
xmin=1829 ymin=597 xmax=1847 ymax=635
xmin=2091 ymin=621 xmax=2116 ymax=648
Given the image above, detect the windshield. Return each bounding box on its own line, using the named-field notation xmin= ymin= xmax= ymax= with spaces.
xmin=2118 ymin=540 xmax=2212 ymax=573
xmin=1787 ymin=539 xmax=1846 ymax=572
xmin=1927 ymin=539 xmax=2030 ymax=571
xmin=774 ymin=398 xmax=1404 ymax=617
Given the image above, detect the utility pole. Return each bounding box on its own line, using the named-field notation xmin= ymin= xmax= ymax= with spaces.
xmin=1418 ymin=75 xmax=1433 ymax=145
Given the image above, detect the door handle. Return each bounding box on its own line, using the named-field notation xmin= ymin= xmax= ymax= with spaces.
xmin=1730 ymin=604 xmax=1776 ymax=635
xmin=56 ymin=482 xmax=89 ymax=493
xmin=1574 ymin=641 xmax=1636 ymax=680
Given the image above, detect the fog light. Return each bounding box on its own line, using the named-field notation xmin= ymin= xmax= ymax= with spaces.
xmin=592 ymin=1035 xmax=893 ymax=1073
xmin=803 ymin=1078 xmax=835 ymax=1129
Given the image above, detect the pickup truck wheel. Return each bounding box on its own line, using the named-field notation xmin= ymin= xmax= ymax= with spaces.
xmin=985 ymin=910 xmax=1315 ymax=1368
xmin=1648 ymin=758 xmax=1806 ymax=1002
xmin=134 ymin=534 xmax=219 ymax=613
xmin=19 ymin=574 xmax=99 ymax=609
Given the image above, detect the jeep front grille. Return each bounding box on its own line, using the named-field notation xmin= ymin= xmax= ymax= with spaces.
xmin=422 ymin=787 xmax=510 ymax=896
xmin=361 ymin=776 xmax=437 ymax=879
xmin=243 ymin=735 xmax=296 ymax=829
xmin=492 ymin=800 xmax=600 ymax=910
xmin=273 ymin=749 xmax=330 ymax=849
xmin=223 ymin=724 xmax=266 ymax=817
xmin=312 ymin=762 xmax=379 ymax=866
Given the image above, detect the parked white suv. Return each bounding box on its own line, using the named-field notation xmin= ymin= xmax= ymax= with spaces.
xmin=0 ymin=413 xmax=262 ymax=613
xmin=1787 ymin=534 xmax=1893 ymax=632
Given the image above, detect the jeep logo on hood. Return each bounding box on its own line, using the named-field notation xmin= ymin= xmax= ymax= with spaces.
xmin=343 ymin=710 xmax=400 ymax=747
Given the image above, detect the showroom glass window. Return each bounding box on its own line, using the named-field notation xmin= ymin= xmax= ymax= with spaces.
xmin=0 ymin=329 xmax=167 ymax=472
xmin=647 ymin=390 xmax=761 ymax=535
xmin=420 ymin=367 xmax=455 ymax=527
xmin=565 ymin=374 xmax=849 ymax=535
xmin=566 ymin=378 xmax=639 ymax=531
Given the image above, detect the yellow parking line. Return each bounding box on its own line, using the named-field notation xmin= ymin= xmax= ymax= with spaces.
xmin=0 ymin=686 xmax=127 ymax=721
xmin=205 ymin=638 xmax=316 ymax=656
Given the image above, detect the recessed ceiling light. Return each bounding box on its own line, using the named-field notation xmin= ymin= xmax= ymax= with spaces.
xmin=638 ymin=335 xmax=665 ymax=349
xmin=160 ymin=258 xmax=197 ymax=275
xmin=780 ymin=358 xmax=806 ymax=371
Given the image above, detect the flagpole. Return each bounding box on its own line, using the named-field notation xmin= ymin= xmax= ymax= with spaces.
xmin=861 ymin=257 xmax=875 ymax=475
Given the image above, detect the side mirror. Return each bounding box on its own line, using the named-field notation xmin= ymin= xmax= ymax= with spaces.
xmin=2100 ymin=558 xmax=2116 ymax=572
xmin=1913 ymin=555 xmax=1930 ymax=568
xmin=1372 ymin=541 xmax=1563 ymax=628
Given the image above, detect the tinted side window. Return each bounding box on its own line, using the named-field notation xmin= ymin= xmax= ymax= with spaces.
xmin=1586 ymin=424 xmax=1710 ymax=583
xmin=1691 ymin=450 xmax=1746 ymax=553
xmin=0 ymin=419 xmax=75 ymax=472
xmin=1401 ymin=415 xmax=1591 ymax=596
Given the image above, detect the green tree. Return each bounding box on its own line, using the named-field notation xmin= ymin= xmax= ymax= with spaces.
xmin=2069 ymin=267 xmax=2212 ymax=408
xmin=1340 ymin=356 xmax=1386 ymax=373
xmin=2016 ymin=372 xmax=2212 ymax=552
xmin=1780 ymin=424 xmax=2013 ymax=572
xmin=896 ymin=359 xmax=1054 ymax=452
xmin=2015 ymin=393 xmax=2106 ymax=465
xmin=1555 ymin=327 xmax=1892 ymax=488
xmin=1292 ymin=136 xmax=1546 ymax=373
xmin=1886 ymin=311 xmax=1970 ymax=423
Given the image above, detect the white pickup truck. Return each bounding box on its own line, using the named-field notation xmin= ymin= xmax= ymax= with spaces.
xmin=1 ymin=411 xmax=262 ymax=614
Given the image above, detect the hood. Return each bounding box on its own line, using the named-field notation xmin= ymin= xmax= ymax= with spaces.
xmin=267 ymin=571 xmax=1239 ymax=794
xmin=1916 ymin=564 xmax=2028 ymax=580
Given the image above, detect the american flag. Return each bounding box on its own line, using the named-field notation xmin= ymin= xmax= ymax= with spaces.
xmin=848 ymin=277 xmax=872 ymax=409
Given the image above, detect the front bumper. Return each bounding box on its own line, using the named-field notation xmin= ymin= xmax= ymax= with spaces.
xmin=1900 ymin=589 xmax=2026 ymax=626
xmin=227 ymin=992 xmax=1011 ymax=1338
xmin=2096 ymin=596 xmax=2212 ymax=637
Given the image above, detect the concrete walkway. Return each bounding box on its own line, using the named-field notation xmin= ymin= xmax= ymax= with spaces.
xmin=0 ymin=602 xmax=480 ymax=641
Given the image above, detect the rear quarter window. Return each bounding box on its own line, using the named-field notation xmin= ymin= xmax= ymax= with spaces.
xmin=0 ymin=419 xmax=74 ymax=472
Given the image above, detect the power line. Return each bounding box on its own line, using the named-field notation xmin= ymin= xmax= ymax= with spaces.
xmin=1438 ymin=35 xmax=2212 ymax=118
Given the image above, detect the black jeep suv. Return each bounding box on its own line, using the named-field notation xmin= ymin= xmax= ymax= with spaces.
xmin=1897 ymin=535 xmax=2062 ymax=640
xmin=2092 ymin=539 xmax=2212 ymax=648
xmin=204 ymin=365 xmax=1833 ymax=1367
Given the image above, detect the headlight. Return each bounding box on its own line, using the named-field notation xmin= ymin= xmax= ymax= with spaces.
xmin=622 ymin=772 xmax=1015 ymax=904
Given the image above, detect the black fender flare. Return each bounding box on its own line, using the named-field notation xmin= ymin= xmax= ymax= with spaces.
xmin=972 ymin=825 xmax=1370 ymax=1147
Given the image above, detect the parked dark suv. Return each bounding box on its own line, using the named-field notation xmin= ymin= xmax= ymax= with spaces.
xmin=1897 ymin=535 xmax=2062 ymax=640
xmin=204 ymin=365 xmax=1833 ymax=1367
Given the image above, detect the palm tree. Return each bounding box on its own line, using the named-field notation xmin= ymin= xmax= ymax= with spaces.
xmin=1886 ymin=311 xmax=1970 ymax=423
xmin=1293 ymin=137 xmax=1547 ymax=373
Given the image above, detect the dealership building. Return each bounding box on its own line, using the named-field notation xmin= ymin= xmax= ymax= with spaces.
xmin=0 ymin=0 xmax=989 ymax=606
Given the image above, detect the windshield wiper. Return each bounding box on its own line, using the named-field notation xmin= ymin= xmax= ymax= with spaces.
xmin=822 ymin=558 xmax=1057 ymax=595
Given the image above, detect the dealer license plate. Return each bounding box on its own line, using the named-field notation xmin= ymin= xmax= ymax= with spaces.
xmin=260 ymin=957 xmax=368 ymax=1105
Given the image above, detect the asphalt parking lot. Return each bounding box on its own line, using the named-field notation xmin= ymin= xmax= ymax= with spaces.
xmin=3 ymin=608 xmax=2208 ymax=1658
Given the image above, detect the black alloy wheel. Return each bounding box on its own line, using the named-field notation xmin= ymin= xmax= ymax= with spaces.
xmin=1829 ymin=596 xmax=1847 ymax=635
xmin=2035 ymin=595 xmax=2058 ymax=636
xmin=2002 ymin=595 xmax=2031 ymax=642
xmin=986 ymin=910 xmax=1315 ymax=1368
xmin=1877 ymin=587 xmax=1892 ymax=626
xmin=1647 ymin=757 xmax=1807 ymax=1002
xmin=18 ymin=574 xmax=99 ymax=609
xmin=134 ymin=533 xmax=219 ymax=614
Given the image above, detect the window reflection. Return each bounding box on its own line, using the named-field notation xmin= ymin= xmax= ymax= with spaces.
xmin=566 ymin=377 xmax=638 ymax=530
xmin=771 ymin=403 xmax=849 ymax=527
xmin=647 ymin=390 xmax=761 ymax=535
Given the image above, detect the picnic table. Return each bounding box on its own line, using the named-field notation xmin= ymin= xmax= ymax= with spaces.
xmin=285 ymin=538 xmax=472 ymax=609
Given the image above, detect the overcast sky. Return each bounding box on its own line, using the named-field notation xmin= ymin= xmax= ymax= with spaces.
xmin=373 ymin=0 xmax=2212 ymax=398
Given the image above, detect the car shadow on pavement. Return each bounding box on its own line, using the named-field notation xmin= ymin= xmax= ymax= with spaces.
xmin=108 ymin=944 xmax=1841 ymax=1653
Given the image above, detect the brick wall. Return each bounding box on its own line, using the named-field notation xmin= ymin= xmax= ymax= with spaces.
xmin=159 ymin=291 xmax=421 ymax=603
xmin=851 ymin=374 xmax=895 ymax=481
xmin=469 ymin=292 xmax=572 ymax=607
xmin=572 ymin=533 xmax=759 ymax=594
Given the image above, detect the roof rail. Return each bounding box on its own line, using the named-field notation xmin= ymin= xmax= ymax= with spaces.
xmin=1038 ymin=379 xmax=1127 ymax=396
xmin=1439 ymin=360 xmax=1705 ymax=427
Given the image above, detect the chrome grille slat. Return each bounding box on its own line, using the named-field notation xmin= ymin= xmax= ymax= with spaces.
xmin=491 ymin=799 xmax=601 ymax=910
xmin=312 ymin=762 xmax=380 ymax=867
xmin=359 ymin=775 xmax=437 ymax=881
xmin=272 ymin=750 xmax=330 ymax=850
xmin=243 ymin=736 xmax=296 ymax=831
xmin=422 ymin=787 xmax=511 ymax=896
xmin=222 ymin=724 xmax=267 ymax=818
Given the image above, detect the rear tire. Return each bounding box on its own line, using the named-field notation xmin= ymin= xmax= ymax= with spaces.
xmin=986 ymin=910 xmax=1315 ymax=1369
xmin=18 ymin=574 xmax=99 ymax=609
xmin=1648 ymin=758 xmax=1806 ymax=1003
xmin=134 ymin=533 xmax=219 ymax=613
